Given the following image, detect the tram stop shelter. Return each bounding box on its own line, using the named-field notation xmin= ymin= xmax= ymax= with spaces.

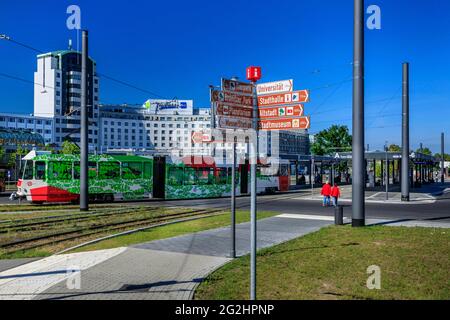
xmin=283 ymin=151 xmax=439 ymax=190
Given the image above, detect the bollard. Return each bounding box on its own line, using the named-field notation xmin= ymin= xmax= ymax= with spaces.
xmin=334 ymin=205 xmax=344 ymax=225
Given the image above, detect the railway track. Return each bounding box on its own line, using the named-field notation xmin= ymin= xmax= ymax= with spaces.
xmin=0 ymin=207 xmax=225 ymax=255
xmin=0 ymin=206 xmax=162 ymax=232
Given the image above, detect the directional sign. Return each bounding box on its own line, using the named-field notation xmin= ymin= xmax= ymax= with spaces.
xmin=259 ymin=105 xmax=304 ymax=119
xmin=257 ymin=90 xmax=309 ymax=107
xmin=259 ymin=116 xmax=310 ymax=131
xmin=211 ymin=90 xmax=253 ymax=107
xmin=216 ymin=103 xmax=253 ymax=119
xmin=191 ymin=131 xmax=211 ymax=144
xmin=217 ymin=116 xmax=253 ymax=130
xmin=257 ymin=79 xmax=293 ymax=95
xmin=221 ymin=78 xmax=253 ymax=95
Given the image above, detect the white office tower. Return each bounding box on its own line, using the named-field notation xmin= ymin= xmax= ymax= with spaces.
xmin=34 ymin=50 xmax=100 ymax=151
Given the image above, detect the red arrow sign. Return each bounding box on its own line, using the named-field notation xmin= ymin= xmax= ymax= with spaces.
xmin=257 ymin=90 xmax=309 ymax=107
xmin=259 ymin=116 xmax=310 ymax=131
xmin=211 ymin=90 xmax=253 ymax=107
xmin=259 ymin=105 xmax=304 ymax=119
xmin=216 ymin=103 xmax=253 ymax=119
xmin=191 ymin=131 xmax=211 ymax=144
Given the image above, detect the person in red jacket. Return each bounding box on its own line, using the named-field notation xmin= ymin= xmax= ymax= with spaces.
xmin=321 ymin=181 xmax=331 ymax=207
xmin=331 ymin=183 xmax=341 ymax=207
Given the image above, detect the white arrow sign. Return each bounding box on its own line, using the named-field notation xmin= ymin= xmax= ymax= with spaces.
xmin=257 ymin=79 xmax=293 ymax=95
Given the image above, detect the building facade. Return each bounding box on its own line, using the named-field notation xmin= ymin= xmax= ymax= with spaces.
xmin=0 ymin=113 xmax=53 ymax=145
xmin=99 ymin=100 xmax=214 ymax=156
xmin=34 ymin=50 xmax=100 ymax=151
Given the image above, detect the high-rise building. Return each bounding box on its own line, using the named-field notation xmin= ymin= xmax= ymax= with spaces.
xmin=34 ymin=50 xmax=99 ymax=150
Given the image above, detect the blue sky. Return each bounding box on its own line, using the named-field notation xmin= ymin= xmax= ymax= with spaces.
xmin=1 ymin=0 xmax=449 ymax=153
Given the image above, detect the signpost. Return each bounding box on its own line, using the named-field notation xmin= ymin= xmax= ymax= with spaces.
xmin=257 ymin=90 xmax=309 ymax=107
xmin=222 ymin=78 xmax=253 ymax=95
xmin=259 ymin=105 xmax=303 ymax=118
xmin=246 ymin=66 xmax=261 ymax=301
xmin=259 ymin=116 xmax=310 ymax=131
xmin=216 ymin=104 xmax=253 ymax=119
xmin=210 ymin=68 xmax=312 ymax=300
xmin=257 ymin=79 xmax=293 ymax=95
xmin=211 ymin=90 xmax=253 ymax=107
xmin=191 ymin=131 xmax=211 ymax=144
xmin=217 ymin=116 xmax=253 ymax=130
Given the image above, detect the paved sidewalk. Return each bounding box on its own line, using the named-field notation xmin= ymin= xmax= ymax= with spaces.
xmin=300 ymin=183 xmax=447 ymax=204
xmin=32 ymin=215 xmax=332 ymax=300
xmin=0 ymin=247 xmax=126 ymax=300
xmin=0 ymin=213 xmax=448 ymax=300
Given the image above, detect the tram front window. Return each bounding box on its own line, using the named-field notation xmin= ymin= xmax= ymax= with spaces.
xmin=23 ymin=160 xmax=33 ymax=180
xmin=35 ymin=161 xmax=46 ymax=180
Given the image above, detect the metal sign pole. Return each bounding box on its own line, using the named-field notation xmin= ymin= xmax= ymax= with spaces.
xmin=385 ymin=143 xmax=389 ymax=201
xmin=80 ymin=30 xmax=89 ymax=212
xmin=401 ymin=63 xmax=410 ymax=201
xmin=250 ymin=80 xmax=258 ymax=300
xmin=311 ymin=157 xmax=315 ymax=198
xmin=352 ymin=0 xmax=365 ymax=227
xmin=442 ymin=132 xmax=445 ymax=184
xmin=231 ymin=138 xmax=236 ymax=258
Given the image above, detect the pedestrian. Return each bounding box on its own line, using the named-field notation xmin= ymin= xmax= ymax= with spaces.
xmin=331 ymin=182 xmax=341 ymax=207
xmin=321 ymin=180 xmax=331 ymax=207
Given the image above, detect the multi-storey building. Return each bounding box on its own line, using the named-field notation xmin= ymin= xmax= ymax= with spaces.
xmin=99 ymin=100 xmax=213 ymax=156
xmin=0 ymin=113 xmax=53 ymax=144
xmin=33 ymin=50 xmax=100 ymax=151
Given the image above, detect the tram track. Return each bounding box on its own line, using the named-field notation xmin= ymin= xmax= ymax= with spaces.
xmin=0 ymin=207 xmax=226 ymax=255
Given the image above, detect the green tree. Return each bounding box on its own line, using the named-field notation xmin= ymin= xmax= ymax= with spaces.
xmin=388 ymin=144 xmax=401 ymax=152
xmin=434 ymin=153 xmax=450 ymax=161
xmin=311 ymin=125 xmax=352 ymax=156
xmin=60 ymin=140 xmax=80 ymax=155
xmin=416 ymin=147 xmax=432 ymax=155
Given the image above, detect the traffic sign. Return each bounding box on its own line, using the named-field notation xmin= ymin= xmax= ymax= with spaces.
xmin=216 ymin=103 xmax=253 ymax=119
xmin=259 ymin=105 xmax=304 ymax=119
xmin=257 ymin=79 xmax=293 ymax=95
xmin=191 ymin=131 xmax=211 ymax=144
xmin=217 ymin=116 xmax=253 ymax=130
xmin=257 ymin=90 xmax=309 ymax=107
xmin=211 ymin=90 xmax=253 ymax=107
xmin=246 ymin=66 xmax=262 ymax=82
xmin=259 ymin=116 xmax=310 ymax=131
xmin=222 ymin=78 xmax=253 ymax=95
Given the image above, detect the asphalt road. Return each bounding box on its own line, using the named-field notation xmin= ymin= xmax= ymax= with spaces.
xmin=1 ymin=185 xmax=449 ymax=222
xmin=146 ymin=190 xmax=450 ymax=222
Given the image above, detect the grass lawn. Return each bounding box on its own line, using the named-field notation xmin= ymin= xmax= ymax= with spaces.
xmin=195 ymin=225 xmax=450 ymax=300
xmin=72 ymin=210 xmax=277 ymax=253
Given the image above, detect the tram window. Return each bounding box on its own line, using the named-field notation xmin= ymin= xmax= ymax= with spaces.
xmin=216 ymin=168 xmax=228 ymax=185
xmin=168 ymin=167 xmax=184 ymax=186
xmin=184 ymin=167 xmax=196 ymax=185
xmin=89 ymin=162 xmax=98 ymax=179
xmin=35 ymin=161 xmax=46 ymax=180
xmin=74 ymin=162 xmax=80 ymax=179
xmin=48 ymin=161 xmax=73 ymax=180
xmin=225 ymin=167 xmax=239 ymax=184
xmin=122 ymin=162 xmax=143 ymax=179
xmin=23 ymin=161 xmax=33 ymax=180
xmin=143 ymin=162 xmax=153 ymax=179
xmin=99 ymin=161 xmax=120 ymax=179
xmin=196 ymin=168 xmax=213 ymax=185
xmin=280 ymin=165 xmax=289 ymax=176
xmin=74 ymin=161 xmax=97 ymax=179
